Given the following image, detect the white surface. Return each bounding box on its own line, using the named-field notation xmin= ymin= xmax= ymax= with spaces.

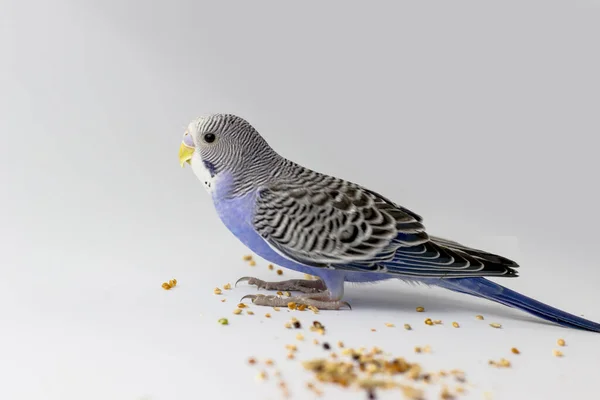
xmin=2 ymin=1 xmax=600 ymax=399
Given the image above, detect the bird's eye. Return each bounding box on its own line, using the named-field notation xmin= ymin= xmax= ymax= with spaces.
xmin=204 ymin=133 xmax=216 ymax=143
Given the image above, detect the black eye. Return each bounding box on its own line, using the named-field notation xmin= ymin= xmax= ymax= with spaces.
xmin=203 ymin=133 xmax=216 ymax=143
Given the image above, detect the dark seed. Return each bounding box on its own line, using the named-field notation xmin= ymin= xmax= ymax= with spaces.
xmin=293 ymin=321 xmax=301 ymax=329
xmin=323 ymin=342 xmax=331 ymax=350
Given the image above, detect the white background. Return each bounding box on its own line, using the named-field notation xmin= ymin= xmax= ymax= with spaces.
xmin=2 ymin=1 xmax=600 ymax=399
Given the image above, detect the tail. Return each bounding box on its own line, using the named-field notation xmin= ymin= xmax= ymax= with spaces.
xmin=433 ymin=277 xmax=600 ymax=333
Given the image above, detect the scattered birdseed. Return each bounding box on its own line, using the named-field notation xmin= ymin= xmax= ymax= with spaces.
xmin=313 ymin=339 xmax=319 ymax=345
xmin=323 ymin=342 xmax=331 ymax=350
xmin=489 ymin=358 xmax=511 ymax=368
xmin=404 ymin=324 xmax=412 ymax=330
xmin=277 ymin=269 xmax=283 ymax=275
xmin=284 ymin=291 xmax=292 ymax=297
xmin=452 ymin=322 xmax=459 ymax=328
xmin=256 ymin=371 xmax=267 ymax=381
xmin=248 ymin=357 xmax=256 ymax=365
xmin=338 ymin=341 xmax=345 ymax=348
xmin=385 ymin=323 xmax=395 ymax=328
xmin=286 ymin=344 xmax=298 ymax=352
xmin=423 ymin=345 xmax=432 ymax=353
xmin=214 ymin=287 xmax=222 ymax=295
xmin=284 ymin=322 xmax=292 ymax=329
xmin=293 ymin=321 xmax=302 ymax=329
xmin=489 ymin=323 xmax=502 ymax=329
xmin=414 ymin=347 xmax=422 ymax=353
xmin=424 ymin=318 xmax=433 ymax=326
xmin=297 ymin=304 xmax=307 ymax=311
xmin=433 ymin=320 xmax=443 ymax=325
xmin=265 ymin=313 xmax=272 ymax=318
xmin=218 ymin=318 xmax=228 ymax=325
xmin=243 ymin=254 xmax=253 ymax=261
xmin=296 ymin=333 xmax=305 ymax=341
xmin=276 ymin=291 xmax=284 ymax=296
xmin=233 ymin=308 xmax=243 ymax=315
xmin=237 ymin=303 xmax=247 ymax=308
xmin=371 ymin=328 xmax=377 ymax=332
xmin=161 ymin=282 xmax=172 ymax=290
xmin=416 ymin=306 xmax=425 ymax=312
xmin=553 ymin=349 xmax=564 ymax=357
xmin=273 ymin=307 xmax=281 ymax=312
xmin=308 ymin=305 xmax=319 ymax=314
xmin=265 ymin=359 xmax=274 ymax=366
xmin=268 ymin=264 xmax=274 ymax=270
xmin=511 ymin=347 xmax=520 ymax=354
xmin=557 ymin=338 xmax=566 ymax=347
xmin=475 ymin=315 xmax=484 ymax=320
xmin=247 ymin=310 xmax=254 ymax=315
xmin=223 ymin=283 xmax=232 ymax=290
xmin=249 ymin=260 xmax=256 ymax=266
xmin=288 ymin=302 xmax=297 ymax=310
xmin=169 ymin=279 xmax=177 ymax=287
xmin=287 ymin=353 xmax=295 ymax=360
xmin=311 ymin=321 xmax=326 ymax=335
xmin=455 ymin=386 xmax=465 ymax=394
xmin=221 ymin=299 xmax=227 ymax=303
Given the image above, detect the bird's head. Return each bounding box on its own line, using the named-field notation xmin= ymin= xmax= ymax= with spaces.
xmin=178 ymin=114 xmax=280 ymax=193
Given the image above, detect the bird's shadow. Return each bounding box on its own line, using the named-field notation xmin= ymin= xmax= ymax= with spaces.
xmin=342 ymin=282 xmax=559 ymax=329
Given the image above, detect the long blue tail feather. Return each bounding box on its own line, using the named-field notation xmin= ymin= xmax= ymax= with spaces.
xmin=433 ymin=277 xmax=600 ymax=333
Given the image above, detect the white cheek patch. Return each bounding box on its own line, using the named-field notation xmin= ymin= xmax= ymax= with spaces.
xmin=190 ymin=155 xmax=217 ymax=194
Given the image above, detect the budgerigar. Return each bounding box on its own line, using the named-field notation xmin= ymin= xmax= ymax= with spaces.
xmin=178 ymin=113 xmax=600 ymax=332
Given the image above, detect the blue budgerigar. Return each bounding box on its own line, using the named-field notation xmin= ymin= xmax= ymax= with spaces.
xmin=178 ymin=113 xmax=600 ymax=332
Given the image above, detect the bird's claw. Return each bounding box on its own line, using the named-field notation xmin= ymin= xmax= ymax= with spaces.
xmin=235 ymin=276 xmax=254 ymax=288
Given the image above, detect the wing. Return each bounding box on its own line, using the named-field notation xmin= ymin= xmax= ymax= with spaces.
xmin=252 ymin=173 xmax=519 ymax=278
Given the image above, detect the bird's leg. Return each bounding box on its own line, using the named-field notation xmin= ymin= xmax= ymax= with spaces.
xmin=240 ymin=292 xmax=351 ymax=310
xmin=235 ymin=277 xmax=327 ymax=293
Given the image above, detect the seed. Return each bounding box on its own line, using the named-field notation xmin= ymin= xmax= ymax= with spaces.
xmin=265 ymin=313 xmax=271 ymax=318
xmin=404 ymin=324 xmax=412 ymax=330
xmin=553 ymin=349 xmax=564 ymax=357
xmin=416 ymin=306 xmax=425 ymax=312
xmin=371 ymin=328 xmax=377 ymax=332
xmin=285 ymin=344 xmax=298 ymax=352
xmin=161 ymin=282 xmax=171 ymax=290
xmin=256 ymin=371 xmax=267 ymax=381
xmin=293 ymin=321 xmax=301 ymax=329
xmin=296 ymin=333 xmax=304 ymax=341
xmin=233 ymin=308 xmax=242 ymax=315
xmin=455 ymin=386 xmax=465 ymax=394
xmin=313 ymin=339 xmax=319 ymax=345
xmin=489 ymin=323 xmax=502 ymax=329
xmin=218 ymin=318 xmax=228 ymax=325
xmin=249 ymin=260 xmax=256 ymax=266
xmin=287 ymin=302 xmax=297 ymax=310
xmin=433 ymin=320 xmax=443 ymax=325
xmin=304 ymin=274 xmax=314 ymax=280
xmin=414 ymin=346 xmax=422 ymax=353
xmin=273 ymin=307 xmax=281 ymax=311
xmin=323 ymin=342 xmax=331 ymax=350
xmin=308 ymin=305 xmax=319 ymax=313
xmin=220 ymin=299 xmax=226 ymax=302
xmin=284 ymin=322 xmax=292 ymax=329
xmin=337 ymin=341 xmax=344 ymax=348
xmin=287 ymin=353 xmax=295 ymax=360
xmin=276 ymin=291 xmax=283 ymax=296
xmin=330 ymin=353 xmax=338 ymax=359
xmin=424 ymin=318 xmax=433 ymax=326
xmin=248 ymin=357 xmax=256 ymax=365
xmin=423 ymin=345 xmax=432 ymax=353
xmin=277 ymin=269 xmax=283 ymax=275
xmin=247 ymin=310 xmax=254 ymax=315
xmin=475 ymin=314 xmax=484 ymax=320
xmin=243 ymin=255 xmax=253 ymax=261
xmin=265 ymin=359 xmax=274 ymax=366
xmin=213 ymin=287 xmax=222 ymax=295
xmin=268 ymin=264 xmax=274 ymax=270
xmin=223 ymin=283 xmax=232 ymax=290
xmin=284 ymin=291 xmax=292 ymax=297
xmin=237 ymin=303 xmax=246 ymax=308
xmin=557 ymin=338 xmax=566 ymax=346
xmin=297 ymin=304 xmax=307 ymax=311
xmin=511 ymin=347 xmax=520 ymax=354
xmin=440 ymin=386 xmax=452 ymax=400
xmin=452 ymin=322 xmax=459 ymax=328
xmin=385 ymin=322 xmax=395 ymax=328
xmin=499 ymin=358 xmax=511 ymax=367
xmin=169 ymin=279 xmax=177 ymax=287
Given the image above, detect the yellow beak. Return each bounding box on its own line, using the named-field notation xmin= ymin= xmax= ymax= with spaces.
xmin=179 ymin=142 xmax=195 ymax=167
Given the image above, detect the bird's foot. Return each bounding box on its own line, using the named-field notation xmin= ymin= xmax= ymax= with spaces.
xmin=240 ymin=293 xmax=351 ymax=310
xmin=235 ymin=277 xmax=327 ymax=294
